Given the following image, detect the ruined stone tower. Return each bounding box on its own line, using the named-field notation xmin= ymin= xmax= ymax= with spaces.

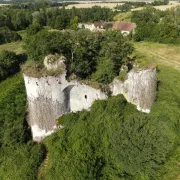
xmin=23 ymin=55 xmax=157 ymax=141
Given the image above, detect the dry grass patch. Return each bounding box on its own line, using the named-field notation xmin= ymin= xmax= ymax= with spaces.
xmin=21 ymin=61 xmax=65 ymax=78
xmin=134 ymin=42 xmax=180 ymax=70
xmin=66 ymin=3 xmax=123 ymax=9
xmin=132 ymin=3 xmax=180 ymax=11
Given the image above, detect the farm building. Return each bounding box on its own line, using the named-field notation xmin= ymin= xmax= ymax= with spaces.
xmin=112 ymin=21 xmax=136 ymax=35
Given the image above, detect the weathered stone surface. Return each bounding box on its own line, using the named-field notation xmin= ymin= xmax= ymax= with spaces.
xmin=23 ymin=55 xmax=157 ymax=141
xmin=23 ymin=66 xmax=107 ymax=141
xmin=110 ymin=68 xmax=157 ymax=113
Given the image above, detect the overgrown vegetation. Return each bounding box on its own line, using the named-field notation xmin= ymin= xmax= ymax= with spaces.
xmin=40 ymin=66 xmax=180 ymax=179
xmin=24 ymin=30 xmax=133 ymax=84
xmin=0 ymin=27 xmax=22 ymax=44
xmin=0 ymin=50 xmax=26 ymax=81
xmin=0 ymin=5 xmax=116 ymax=31
xmin=132 ymin=6 xmax=180 ymax=44
xmin=0 ymin=1 xmax=180 ymax=179
xmin=0 ymin=74 xmax=45 ymax=180
xmin=115 ymin=0 xmax=169 ymax=12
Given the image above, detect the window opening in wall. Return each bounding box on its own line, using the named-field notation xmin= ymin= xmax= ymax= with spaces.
xmin=85 ymin=95 xmax=87 ymax=100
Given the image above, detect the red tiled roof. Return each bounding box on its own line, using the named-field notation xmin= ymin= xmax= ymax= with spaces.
xmin=112 ymin=21 xmax=136 ymax=32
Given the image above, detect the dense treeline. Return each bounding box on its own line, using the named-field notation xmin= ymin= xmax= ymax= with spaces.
xmin=24 ymin=30 xmax=133 ymax=83
xmin=0 ymin=8 xmax=33 ymax=31
xmin=0 ymin=74 xmax=45 ymax=179
xmin=115 ymin=0 xmax=169 ymax=12
xmin=132 ymin=7 xmax=180 ymax=44
xmin=0 ymin=5 xmax=116 ymax=32
xmin=40 ymin=66 xmax=180 ymax=179
xmin=0 ymin=51 xmax=26 ymax=82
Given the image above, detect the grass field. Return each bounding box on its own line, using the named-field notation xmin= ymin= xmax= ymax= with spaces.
xmin=0 ymin=30 xmax=26 ymax=54
xmin=113 ymin=12 xmax=132 ymax=22
xmin=134 ymin=42 xmax=180 ymax=70
xmin=132 ymin=3 xmax=180 ymax=11
xmin=0 ymin=4 xmax=9 ymax=6
xmin=0 ymin=41 xmax=24 ymax=54
xmin=66 ymin=2 xmax=123 ymax=9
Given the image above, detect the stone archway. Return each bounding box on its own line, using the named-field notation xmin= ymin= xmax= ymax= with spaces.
xmin=62 ymin=85 xmax=75 ymax=112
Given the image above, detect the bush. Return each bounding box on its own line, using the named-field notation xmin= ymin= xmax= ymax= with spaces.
xmin=41 ymin=94 xmax=176 ymax=179
xmin=0 ymin=27 xmax=22 ymax=44
xmin=25 ymin=30 xmax=133 ymax=82
xmin=0 ymin=51 xmax=26 ymax=81
xmin=0 ymin=74 xmax=45 ymax=180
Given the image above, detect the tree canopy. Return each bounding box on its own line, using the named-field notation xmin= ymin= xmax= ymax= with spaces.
xmin=25 ymin=30 xmax=133 ymax=83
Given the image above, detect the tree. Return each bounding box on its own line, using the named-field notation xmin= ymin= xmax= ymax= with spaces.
xmin=26 ymin=22 xmax=43 ymax=36
xmin=69 ymin=16 xmax=79 ymax=30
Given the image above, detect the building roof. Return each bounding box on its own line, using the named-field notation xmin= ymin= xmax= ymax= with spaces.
xmin=112 ymin=21 xmax=136 ymax=32
xmin=93 ymin=22 xmax=105 ymax=28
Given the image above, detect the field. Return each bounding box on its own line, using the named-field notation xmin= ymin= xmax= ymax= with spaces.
xmin=66 ymin=2 xmax=123 ymax=9
xmin=113 ymin=12 xmax=132 ymax=22
xmin=0 ymin=41 xmax=24 ymax=54
xmin=0 ymin=30 xmax=26 ymax=54
xmin=132 ymin=2 xmax=180 ymax=11
xmin=134 ymin=42 xmax=180 ymax=71
xmin=0 ymin=4 xmax=9 ymax=6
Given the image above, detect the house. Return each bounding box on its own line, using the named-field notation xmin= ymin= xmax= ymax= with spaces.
xmin=78 ymin=23 xmax=94 ymax=31
xmin=112 ymin=21 xmax=136 ymax=35
xmin=93 ymin=22 xmax=105 ymax=29
xmin=78 ymin=22 xmax=107 ymax=31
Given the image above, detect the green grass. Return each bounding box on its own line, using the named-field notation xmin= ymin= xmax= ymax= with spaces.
xmin=113 ymin=12 xmax=132 ymax=22
xmin=0 ymin=30 xmax=27 ymax=54
xmin=17 ymin=30 xmax=27 ymax=40
xmin=0 ymin=41 xmax=24 ymax=54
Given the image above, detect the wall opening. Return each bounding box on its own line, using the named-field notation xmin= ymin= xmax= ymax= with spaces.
xmin=85 ymin=95 xmax=87 ymax=100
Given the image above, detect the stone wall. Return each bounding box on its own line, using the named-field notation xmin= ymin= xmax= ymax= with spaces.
xmin=110 ymin=68 xmax=157 ymax=113
xmin=23 ymin=56 xmax=157 ymax=141
xmin=23 ymin=72 xmax=107 ymax=141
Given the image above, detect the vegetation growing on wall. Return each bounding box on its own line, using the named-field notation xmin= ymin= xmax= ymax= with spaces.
xmin=38 ymin=66 xmax=180 ymax=180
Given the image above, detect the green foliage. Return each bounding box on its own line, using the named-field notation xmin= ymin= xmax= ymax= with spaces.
xmin=69 ymin=16 xmax=79 ymax=30
xmin=151 ymin=0 xmax=169 ymax=6
xmin=0 ymin=74 xmax=44 ymax=180
xmin=0 ymin=50 xmax=26 ymax=81
xmin=25 ymin=30 xmax=133 ymax=82
xmin=91 ymin=57 xmax=116 ymax=84
xmin=38 ymin=65 xmax=180 ymax=180
xmin=26 ymin=22 xmax=43 ymax=36
xmin=0 ymin=27 xmax=22 ymax=44
xmin=42 ymin=94 xmax=176 ymax=179
xmin=132 ymin=7 xmax=180 ymax=44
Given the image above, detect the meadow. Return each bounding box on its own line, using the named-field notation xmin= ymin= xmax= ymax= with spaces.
xmin=134 ymin=42 xmax=180 ymax=71
xmin=66 ymin=2 xmax=123 ymax=9
xmin=132 ymin=2 xmax=180 ymax=11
